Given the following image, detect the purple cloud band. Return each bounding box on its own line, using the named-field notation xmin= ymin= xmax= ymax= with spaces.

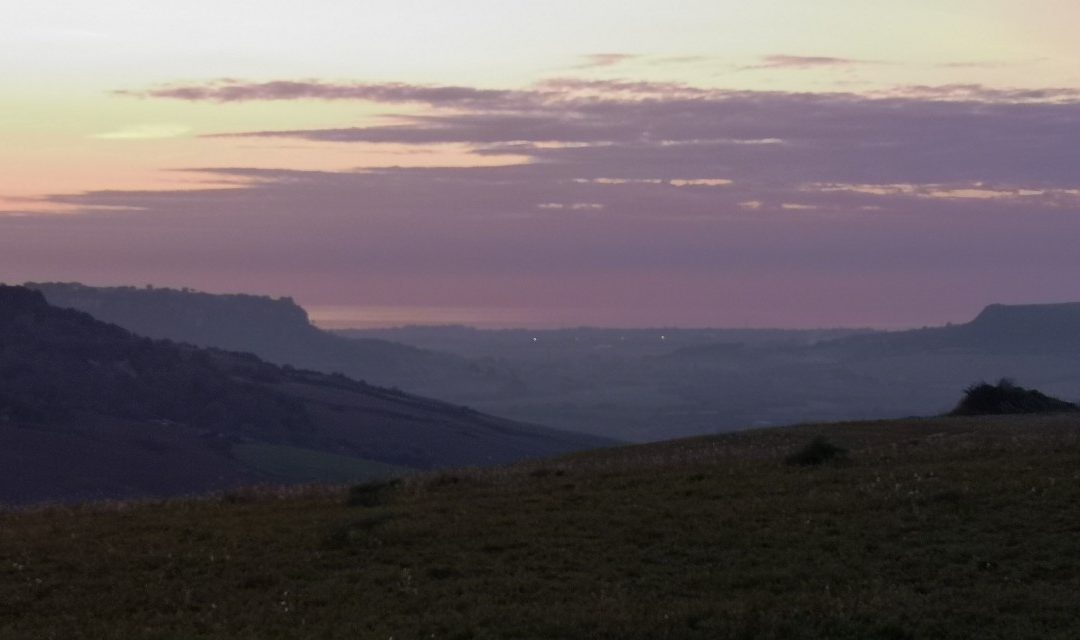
xmin=116 ymin=80 xmax=518 ymax=107
xmin=162 ymin=79 xmax=1080 ymax=190
xmin=124 ymin=77 xmax=1080 ymax=109
xmin=5 ymin=67 xmax=1080 ymax=331
xmin=12 ymin=72 xmax=1080 ymax=326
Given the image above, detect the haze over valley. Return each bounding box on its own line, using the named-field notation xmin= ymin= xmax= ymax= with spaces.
xmin=29 ymin=282 xmax=1080 ymax=443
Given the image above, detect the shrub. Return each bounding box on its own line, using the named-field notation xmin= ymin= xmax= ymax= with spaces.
xmin=949 ymin=378 xmax=1079 ymax=416
xmin=785 ymin=436 xmax=847 ymax=466
xmin=347 ymin=479 xmax=400 ymax=507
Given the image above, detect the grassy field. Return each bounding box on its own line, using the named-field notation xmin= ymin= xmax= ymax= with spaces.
xmin=3 ymin=414 xmax=1080 ymax=638
xmin=231 ymin=444 xmax=413 ymax=484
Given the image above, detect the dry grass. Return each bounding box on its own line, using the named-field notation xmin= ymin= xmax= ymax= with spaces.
xmin=3 ymin=414 xmax=1080 ymax=638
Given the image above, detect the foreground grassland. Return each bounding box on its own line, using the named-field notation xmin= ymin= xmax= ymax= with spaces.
xmin=3 ymin=415 xmax=1080 ymax=639
xmin=231 ymin=444 xmax=411 ymax=484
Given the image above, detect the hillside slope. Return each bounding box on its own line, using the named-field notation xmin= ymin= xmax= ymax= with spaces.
xmin=344 ymin=304 xmax=1080 ymax=441
xmin=816 ymin=301 xmax=1080 ymax=356
xmin=643 ymin=301 xmax=1080 ymax=437
xmin=2 ymin=414 xmax=1079 ymax=638
xmin=0 ymin=286 xmax=611 ymax=504
xmin=27 ymin=282 xmax=515 ymax=401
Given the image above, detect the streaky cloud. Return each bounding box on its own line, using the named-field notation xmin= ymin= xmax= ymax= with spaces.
xmin=92 ymin=124 xmax=191 ymax=140
xmin=877 ymin=84 xmax=1080 ymax=103
xmin=742 ymin=54 xmax=877 ymax=70
xmin=18 ymin=75 xmax=1080 ymax=320
xmin=190 ymin=81 xmax=1080 ymax=189
xmin=573 ymin=53 xmax=637 ymax=69
xmin=117 ymin=79 xmax=520 ymax=107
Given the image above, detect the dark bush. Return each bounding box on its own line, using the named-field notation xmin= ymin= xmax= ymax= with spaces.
xmin=785 ymin=436 xmax=847 ymax=466
xmin=949 ymin=378 xmax=1078 ymax=416
xmin=347 ymin=479 xmax=401 ymax=507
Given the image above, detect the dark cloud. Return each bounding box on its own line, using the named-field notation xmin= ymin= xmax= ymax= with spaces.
xmin=97 ymin=78 xmax=1080 ymax=192
xmin=121 ymin=77 xmax=735 ymax=108
xmin=193 ymin=83 xmax=1080 ymax=188
xmin=100 ymin=76 xmax=1080 ymax=211
xmin=208 ymin=113 xmax=637 ymax=145
xmin=116 ymin=79 xmax=520 ymax=108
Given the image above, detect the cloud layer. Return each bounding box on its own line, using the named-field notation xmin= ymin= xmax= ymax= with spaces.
xmin=7 ymin=75 xmax=1080 ymax=326
xmin=118 ymin=80 xmax=518 ymax=107
xmin=179 ymin=77 xmax=1080 ymax=192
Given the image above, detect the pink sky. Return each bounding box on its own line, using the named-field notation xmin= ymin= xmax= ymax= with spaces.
xmin=4 ymin=2 xmax=1080 ymax=328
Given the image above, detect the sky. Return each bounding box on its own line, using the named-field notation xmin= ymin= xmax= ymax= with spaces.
xmin=3 ymin=1 xmax=1080 ymax=328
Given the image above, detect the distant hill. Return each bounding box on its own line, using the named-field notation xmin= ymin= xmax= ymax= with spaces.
xmin=815 ymin=301 xmax=1080 ymax=356
xmin=27 ymin=283 xmax=1080 ymax=443
xmin=964 ymin=302 xmax=1080 ymax=352
xmin=0 ymin=286 xmax=611 ymax=504
xmin=27 ymin=282 xmax=515 ymax=401
xmin=347 ymin=305 xmax=1080 ymax=441
xmin=340 ymin=325 xmax=870 ymax=360
xmin=629 ymin=302 xmax=1080 ymax=438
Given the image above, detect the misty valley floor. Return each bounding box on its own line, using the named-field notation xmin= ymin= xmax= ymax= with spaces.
xmin=3 ymin=415 xmax=1080 ymax=639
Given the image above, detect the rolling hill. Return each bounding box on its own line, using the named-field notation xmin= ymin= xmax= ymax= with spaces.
xmin=27 ymin=282 xmax=517 ymax=402
xmin=812 ymin=301 xmax=1080 ymax=357
xmin=28 ymin=282 xmax=1080 ymax=444
xmin=2 ymin=413 xmax=1079 ymax=638
xmin=0 ymin=286 xmax=611 ymax=504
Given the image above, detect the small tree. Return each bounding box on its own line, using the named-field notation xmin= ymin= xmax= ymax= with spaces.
xmin=785 ymin=436 xmax=847 ymax=466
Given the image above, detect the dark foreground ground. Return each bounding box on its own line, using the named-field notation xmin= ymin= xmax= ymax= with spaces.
xmin=2 ymin=414 xmax=1080 ymax=639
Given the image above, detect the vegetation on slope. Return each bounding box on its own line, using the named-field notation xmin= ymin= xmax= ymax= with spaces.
xmin=0 ymin=285 xmax=311 ymax=435
xmin=231 ymin=444 xmax=411 ymax=484
xmin=0 ymin=285 xmax=611 ymax=503
xmin=27 ymin=281 xmax=513 ymax=401
xmin=949 ymin=378 xmax=1078 ymax=416
xmin=3 ymin=414 xmax=1080 ymax=639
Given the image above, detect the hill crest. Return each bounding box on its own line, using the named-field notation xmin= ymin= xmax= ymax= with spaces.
xmin=0 ymin=285 xmax=610 ymax=503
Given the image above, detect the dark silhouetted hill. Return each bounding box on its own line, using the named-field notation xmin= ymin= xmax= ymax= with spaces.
xmin=0 ymin=286 xmax=611 ymax=504
xmin=27 ymin=282 xmax=514 ymax=401
xmin=963 ymin=302 xmax=1080 ymax=352
xmin=817 ymin=301 xmax=1080 ymax=357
